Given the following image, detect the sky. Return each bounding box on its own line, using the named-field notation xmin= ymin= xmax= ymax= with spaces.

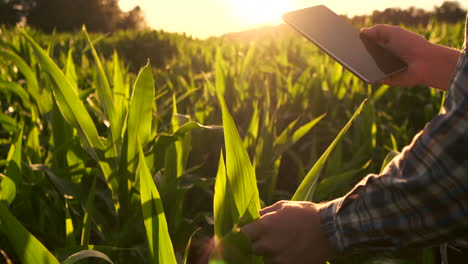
xmin=119 ymin=0 xmax=461 ymax=38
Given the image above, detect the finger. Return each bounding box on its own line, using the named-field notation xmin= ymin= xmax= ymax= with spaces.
xmin=240 ymin=219 xmax=264 ymax=242
xmin=360 ymin=24 xmax=392 ymax=46
xmin=259 ymin=200 xmax=286 ymax=216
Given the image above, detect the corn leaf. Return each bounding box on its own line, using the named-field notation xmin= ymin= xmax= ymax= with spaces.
xmin=380 ymin=150 xmax=400 ymax=174
xmin=112 ymin=51 xmax=127 ymax=139
xmin=274 ymin=113 xmax=326 ymax=159
xmin=65 ymin=200 xmax=76 ymax=248
xmin=83 ymin=27 xmax=120 ymax=142
xmin=21 ymin=31 xmax=105 ymax=163
xmin=127 ymin=63 xmax=155 ymax=175
xmin=0 ymin=126 xmax=23 ymax=206
xmin=80 ymin=175 xmax=96 ymax=246
xmin=62 ymin=250 xmax=113 ymax=264
xmin=0 ymin=80 xmax=32 ymax=109
xmin=292 ymin=99 xmax=367 ymax=201
xmin=218 ymin=93 xmax=260 ymax=224
xmin=138 ymin=144 xmax=176 ymax=264
xmin=0 ymin=202 xmax=60 ymax=264
xmin=65 ymin=48 xmax=78 ymax=94
xmin=0 ymin=49 xmax=40 ymax=101
xmin=214 ymin=152 xmax=238 ymax=239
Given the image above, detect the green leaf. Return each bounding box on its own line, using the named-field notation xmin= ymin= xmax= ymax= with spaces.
xmin=150 ymin=121 xmax=220 ymax=173
xmin=0 ymin=113 xmax=17 ymax=133
xmin=380 ymin=150 xmax=400 ymax=174
xmin=217 ymin=92 xmax=261 ymax=224
xmin=0 ymin=80 xmax=32 ymax=108
xmin=243 ymin=102 xmax=259 ymax=153
xmin=214 ymin=152 xmax=238 ymax=239
xmin=65 ymin=200 xmax=76 ymax=248
xmin=183 ymin=228 xmax=201 ymax=264
xmin=0 ymin=126 xmax=23 ymax=206
xmin=127 ymin=63 xmax=155 ymax=175
xmin=0 ymin=49 xmax=41 ymax=105
xmin=112 ymin=51 xmax=127 ymax=139
xmin=292 ymin=99 xmax=367 ymax=201
xmin=80 ymin=175 xmax=96 ymax=246
xmin=138 ymin=144 xmax=177 ymax=264
xmin=21 ymin=30 xmax=117 ymax=206
xmin=210 ymin=229 xmax=261 ymax=264
xmin=62 ymin=250 xmax=113 ymax=264
xmin=0 ymin=202 xmax=60 ymax=264
xmin=21 ymin=30 xmax=103 ymax=161
xmin=274 ymin=113 xmax=326 ymax=159
xmin=83 ymin=26 xmax=119 ymax=142
xmin=65 ymin=48 xmax=78 ymax=95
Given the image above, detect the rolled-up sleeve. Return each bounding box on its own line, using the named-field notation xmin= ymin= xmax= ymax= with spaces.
xmin=320 ymin=45 xmax=468 ymax=255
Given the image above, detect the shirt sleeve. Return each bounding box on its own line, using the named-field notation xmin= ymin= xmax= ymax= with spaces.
xmin=319 ymin=48 xmax=468 ymax=255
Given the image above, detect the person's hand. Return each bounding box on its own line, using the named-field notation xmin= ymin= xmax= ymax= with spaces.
xmin=240 ymin=201 xmax=336 ymax=264
xmin=361 ymin=25 xmax=461 ymax=90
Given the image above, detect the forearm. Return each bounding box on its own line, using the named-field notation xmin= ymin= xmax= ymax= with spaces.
xmin=319 ymin=52 xmax=468 ymax=254
xmin=423 ymin=44 xmax=461 ymax=91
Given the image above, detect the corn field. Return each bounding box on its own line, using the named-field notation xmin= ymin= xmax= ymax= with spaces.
xmin=0 ymin=21 xmax=465 ymax=264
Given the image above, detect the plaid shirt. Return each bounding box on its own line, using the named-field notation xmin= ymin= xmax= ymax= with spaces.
xmin=319 ymin=16 xmax=468 ymax=255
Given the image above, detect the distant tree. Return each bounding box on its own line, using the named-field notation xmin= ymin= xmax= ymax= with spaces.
xmin=435 ymin=1 xmax=466 ymax=23
xmin=116 ymin=6 xmax=147 ymax=30
xmin=25 ymin=0 xmax=146 ymax=32
xmin=0 ymin=0 xmax=23 ymax=26
xmin=349 ymin=0 xmax=465 ymax=26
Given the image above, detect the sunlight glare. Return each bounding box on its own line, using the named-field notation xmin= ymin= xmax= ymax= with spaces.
xmin=228 ymin=0 xmax=292 ymax=25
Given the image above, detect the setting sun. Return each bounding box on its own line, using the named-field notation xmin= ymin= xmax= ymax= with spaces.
xmin=227 ymin=0 xmax=292 ymax=25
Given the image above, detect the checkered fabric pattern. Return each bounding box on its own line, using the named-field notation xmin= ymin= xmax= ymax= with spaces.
xmin=319 ymin=15 xmax=468 ymax=255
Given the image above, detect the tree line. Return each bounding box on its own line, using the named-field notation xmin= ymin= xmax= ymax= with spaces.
xmin=0 ymin=0 xmax=466 ymax=33
xmin=0 ymin=0 xmax=146 ymax=32
xmin=350 ymin=1 xmax=466 ymax=26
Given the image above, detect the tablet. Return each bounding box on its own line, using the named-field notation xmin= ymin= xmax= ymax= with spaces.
xmin=283 ymin=5 xmax=407 ymax=83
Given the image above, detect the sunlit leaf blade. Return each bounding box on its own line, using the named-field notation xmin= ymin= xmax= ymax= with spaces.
xmin=83 ymin=26 xmax=119 ymax=140
xmin=112 ymin=51 xmax=127 ymax=138
xmin=0 ymin=126 xmax=23 ymax=206
xmin=214 ymin=152 xmax=238 ymax=239
xmin=243 ymin=102 xmax=259 ymax=153
xmin=314 ymin=161 xmax=371 ymax=202
xmin=153 ymin=121 xmax=220 ymax=151
xmin=127 ymin=63 xmax=155 ymax=175
xmin=53 ymin=245 xmax=134 ymax=261
xmin=0 ymin=203 xmax=60 ymax=264
xmin=218 ymin=93 xmax=261 ymax=223
xmin=292 ymin=99 xmax=367 ymax=201
xmin=274 ymin=113 xmax=326 ymax=159
xmin=380 ymin=150 xmax=400 ymax=174
xmin=138 ymin=144 xmax=177 ymax=264
xmin=65 ymin=200 xmax=76 ymax=248
xmin=20 ymin=30 xmax=118 ymax=207
xmin=62 ymin=249 xmax=113 ymax=264
xmin=21 ymin=30 xmax=104 ymax=160
xmin=292 ymin=113 xmax=327 ymax=143
xmin=65 ymin=48 xmax=78 ymax=94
